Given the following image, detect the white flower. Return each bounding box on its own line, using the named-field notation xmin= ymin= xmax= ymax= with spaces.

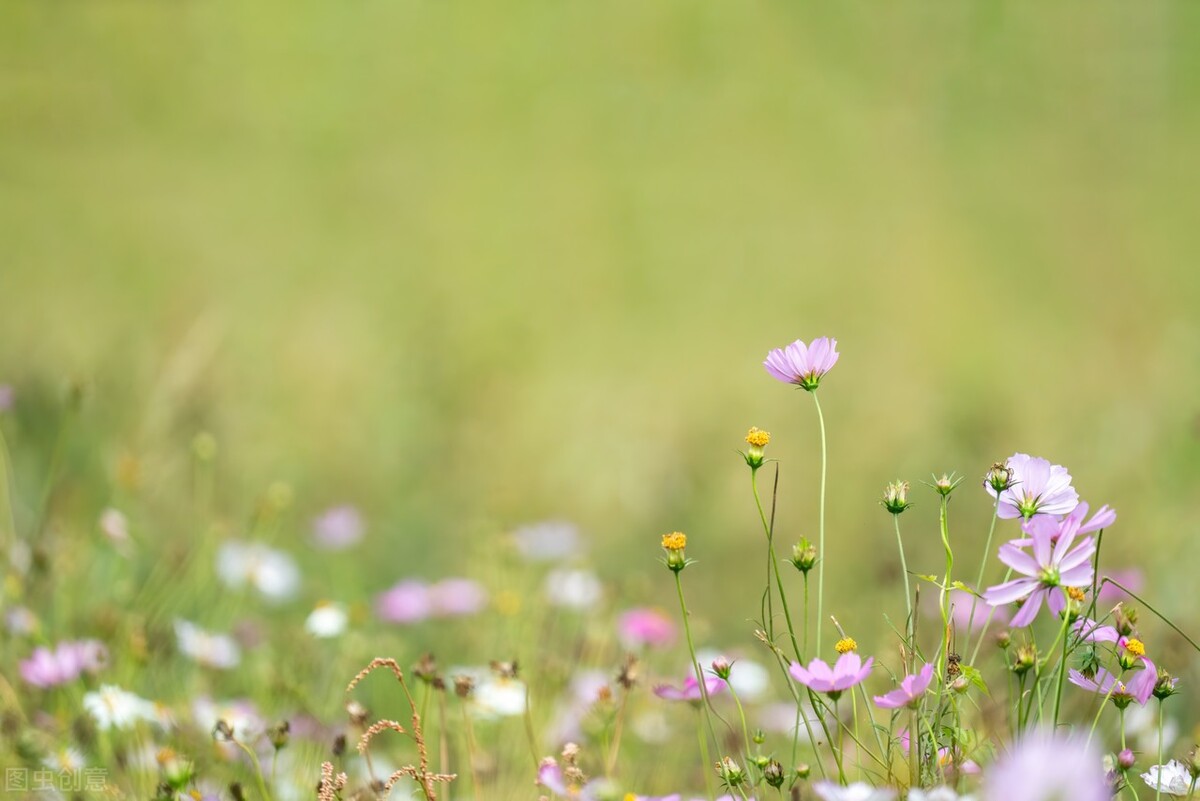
xmin=511 ymin=520 xmax=582 ymax=562
xmin=43 ymin=747 xmax=86 ymax=771
xmin=216 ymin=541 xmax=300 ymax=602
xmin=1142 ymin=761 xmax=1193 ymax=796
xmin=910 ymin=789 xmax=975 ymax=801
xmin=451 ymin=668 xmax=528 ymax=719
xmin=99 ymin=508 xmax=130 ymax=546
xmin=174 ymin=619 xmax=241 ymax=669
xmin=813 ymin=782 xmax=896 ymax=801
xmin=544 ymin=568 xmax=603 ymax=609
xmin=192 ymin=697 xmax=262 ymax=742
xmin=305 ymin=603 xmax=348 ymax=638
xmin=83 ymin=685 xmax=157 ymax=730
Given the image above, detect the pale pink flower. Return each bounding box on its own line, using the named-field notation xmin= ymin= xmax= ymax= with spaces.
xmin=312 ymin=505 xmax=364 ymax=550
xmin=984 ymin=513 xmax=1095 ymax=628
xmin=763 ymin=337 xmax=839 ymax=391
xmin=789 ymin=652 xmax=874 ymax=698
xmin=618 ymin=608 xmax=677 ymax=649
xmin=653 ymin=674 xmax=726 ymax=702
xmin=986 ymin=453 xmax=1079 ymax=520
xmin=20 ymin=640 xmax=108 ymax=688
xmin=375 ymin=580 xmax=433 ymax=624
xmin=428 ymin=578 xmax=488 ymax=616
xmin=983 ymin=728 xmax=1108 ymax=801
xmin=1068 ymin=661 xmax=1156 ymax=707
xmin=873 ymin=663 xmax=934 ymax=709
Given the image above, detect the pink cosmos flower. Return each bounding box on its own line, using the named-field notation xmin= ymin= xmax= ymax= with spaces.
xmin=987 ymin=453 xmax=1079 ymax=520
xmin=375 ymin=581 xmax=433 ymax=623
xmin=983 ymin=728 xmax=1108 ymax=801
xmin=618 ymin=608 xmax=677 ymax=649
xmin=20 ymin=640 xmax=108 ymax=688
xmin=1068 ymin=661 xmax=1156 ymax=707
xmin=312 ymin=505 xmax=364 ymax=550
xmin=652 ymin=674 xmax=726 ymax=702
xmin=873 ymin=663 xmax=934 ymax=709
xmin=763 ymin=337 xmax=839 ymax=391
xmin=428 ymin=578 xmax=488 ymax=616
xmin=789 ymin=652 xmax=874 ymax=698
xmin=984 ymin=513 xmax=1095 ymax=628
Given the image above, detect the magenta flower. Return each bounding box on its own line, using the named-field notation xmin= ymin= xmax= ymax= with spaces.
xmin=983 ymin=728 xmax=1108 ymax=801
xmin=653 ymin=674 xmax=726 ymax=702
xmin=873 ymin=662 xmax=934 ymax=709
xmin=20 ymin=640 xmax=108 ymax=688
xmin=1068 ymin=661 xmax=1156 ymax=707
xmin=618 ymin=608 xmax=677 ymax=649
xmin=763 ymin=337 xmax=839 ymax=391
xmin=789 ymin=652 xmax=874 ymax=699
xmin=984 ymin=513 xmax=1095 ymax=628
xmin=986 ymin=453 xmax=1079 ymax=520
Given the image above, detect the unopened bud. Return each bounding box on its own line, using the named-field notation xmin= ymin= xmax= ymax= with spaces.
xmin=1117 ymin=749 xmax=1136 ymax=771
xmin=269 ymin=721 xmax=290 ymax=750
xmin=794 ymin=763 xmax=811 ymax=779
xmin=764 ymin=760 xmax=785 ymax=789
xmin=995 ymin=630 xmax=1011 ymax=649
xmin=791 ymin=538 xmax=817 ymax=573
xmin=881 ymin=481 xmax=911 ymax=514
xmin=710 ymin=656 xmax=732 ymax=681
xmin=1011 ymin=644 xmax=1036 ymax=676
xmin=984 ymin=462 xmax=1014 ymax=493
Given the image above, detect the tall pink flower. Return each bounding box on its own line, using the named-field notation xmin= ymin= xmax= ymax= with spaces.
xmin=984 ymin=513 xmax=1095 ymax=628
xmin=873 ymin=663 xmax=934 ymax=709
xmin=763 ymin=337 xmax=839 ymax=391
xmin=789 ymin=652 xmax=873 ymax=699
xmin=986 ymin=453 xmax=1079 ymax=520
xmin=983 ymin=728 xmax=1108 ymax=801
xmin=20 ymin=640 xmax=108 ymax=688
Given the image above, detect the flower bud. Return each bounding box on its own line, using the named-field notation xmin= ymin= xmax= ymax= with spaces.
xmin=269 ymin=721 xmax=290 ymax=751
xmin=1011 ymin=643 xmax=1036 ymax=676
xmin=950 ymin=675 xmax=970 ymax=694
xmin=1114 ymin=605 xmax=1138 ymax=637
xmin=794 ymin=764 xmax=811 ymax=779
xmin=932 ymin=472 xmax=964 ymax=497
xmin=1117 ymin=749 xmax=1136 ymax=771
xmin=881 ymin=481 xmax=912 ymax=514
xmin=710 ymin=656 xmax=733 ymax=681
xmin=994 ymin=630 xmax=1011 ymax=650
xmin=764 ymin=760 xmax=785 ymax=789
xmin=1187 ymin=746 xmax=1200 ymax=778
xmin=984 ymin=462 xmax=1014 ymax=493
xmin=791 ymin=538 xmax=817 ymax=573
xmin=752 ymin=728 xmax=766 ymax=745
xmin=716 ymin=757 xmax=745 ymax=786
xmin=1154 ymin=668 xmax=1180 ymax=700
xmin=157 ymin=748 xmax=194 ymax=790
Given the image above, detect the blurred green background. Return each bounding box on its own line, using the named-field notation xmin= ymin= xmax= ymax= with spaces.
xmin=3 ymin=0 xmax=1199 ymax=675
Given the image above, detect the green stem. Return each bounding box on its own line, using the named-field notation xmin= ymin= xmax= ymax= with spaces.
xmin=963 ymin=500 xmax=1000 ymax=659
xmin=893 ymin=515 xmax=913 ymax=640
xmin=727 ymin=680 xmax=753 ymax=768
xmin=753 ymin=470 xmax=802 ymax=663
xmin=1156 ymin=699 xmax=1165 ymax=801
xmin=1101 ymin=578 xmax=1200 ymax=656
xmin=909 ymin=706 xmax=921 ymax=791
xmin=811 ymin=391 xmax=828 ymax=655
xmin=696 ymin=714 xmax=716 ymax=800
xmin=675 ymin=571 xmax=719 ymax=800
xmin=968 ymin=567 xmax=1012 ymax=666
xmin=1049 ymin=599 xmax=1073 ymax=725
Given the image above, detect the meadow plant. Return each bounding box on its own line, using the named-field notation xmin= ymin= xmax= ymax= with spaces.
xmin=3 ymin=338 xmax=1199 ymax=801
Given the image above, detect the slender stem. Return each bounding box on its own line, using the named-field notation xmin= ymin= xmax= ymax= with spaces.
xmin=909 ymin=705 xmax=921 ymax=791
xmin=1120 ymin=706 xmax=1127 ymax=750
xmin=696 ymin=712 xmax=716 ymax=800
xmin=1156 ymin=699 xmax=1165 ymax=801
xmin=893 ymin=515 xmax=913 ymax=639
xmin=811 ymin=391 xmax=828 ymax=654
xmin=727 ymin=681 xmax=753 ymax=768
xmin=1101 ymin=578 xmax=1200 ymax=656
xmin=752 ymin=467 xmax=776 ymax=642
xmin=461 ymin=703 xmax=482 ymax=801
xmin=232 ymin=738 xmax=274 ymax=801
xmin=675 ymin=570 xmax=720 ymax=796
xmin=963 ymin=500 xmax=1000 ymax=659
xmin=969 ymin=567 xmax=1012 ymax=666
xmin=1051 ymin=603 xmax=1072 ymax=727
xmin=834 ymin=697 xmax=845 ymax=784
xmin=803 ymin=573 xmax=810 ymax=658
xmin=1187 ymin=775 xmax=1197 ymax=800
xmin=936 ymin=495 xmax=953 ymax=683
xmin=753 ymin=470 xmax=802 ymax=662
xmin=1086 ymin=679 xmax=1120 ymax=746
xmin=606 ymin=689 xmax=629 ymax=776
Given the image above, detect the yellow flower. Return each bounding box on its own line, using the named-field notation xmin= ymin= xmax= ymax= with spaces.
xmin=1125 ymin=638 xmax=1146 ymax=657
xmin=835 ymin=637 xmax=858 ymax=654
xmin=661 ymin=532 xmax=687 ymax=551
xmin=745 ymin=427 xmax=771 ymax=448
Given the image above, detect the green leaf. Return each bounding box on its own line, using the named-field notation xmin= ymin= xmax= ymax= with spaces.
xmin=950 ymin=581 xmax=980 ymax=597
xmin=960 ymin=664 xmax=990 ymax=697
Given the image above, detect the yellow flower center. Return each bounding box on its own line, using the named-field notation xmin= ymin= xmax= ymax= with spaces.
xmin=1066 ymin=587 xmax=1086 ymax=602
xmin=661 ymin=532 xmax=687 ymax=551
xmin=1125 ymin=638 xmax=1146 ymax=657
xmin=745 ymin=427 xmax=771 ymax=447
xmin=835 ymin=637 xmax=858 ymax=654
